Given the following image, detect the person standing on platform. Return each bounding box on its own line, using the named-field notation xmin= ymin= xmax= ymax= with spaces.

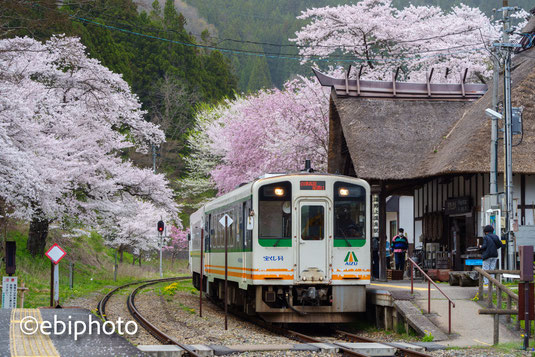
xmin=392 ymin=228 xmax=409 ymax=272
xmin=372 ymin=236 xmax=379 ymax=279
xmin=386 ymin=239 xmax=391 ymax=269
xmin=480 ymin=225 xmax=503 ymax=286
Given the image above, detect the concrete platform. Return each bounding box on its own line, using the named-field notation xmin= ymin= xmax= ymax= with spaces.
xmin=394 ymin=300 xmax=448 ymax=341
xmin=370 ymin=279 xmax=520 ymax=347
xmin=2 ymin=308 xmax=145 ymax=356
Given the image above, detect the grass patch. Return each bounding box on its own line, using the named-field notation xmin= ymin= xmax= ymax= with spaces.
xmin=1 ymin=227 xmax=190 ymax=308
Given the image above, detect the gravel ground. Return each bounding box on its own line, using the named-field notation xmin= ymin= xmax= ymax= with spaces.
xmin=136 ymin=283 xmax=295 ymax=345
xmin=103 ymin=286 xmax=160 ymax=346
xmin=69 ymin=281 xmax=534 ymax=357
xmin=66 ymin=290 xmax=105 ymax=310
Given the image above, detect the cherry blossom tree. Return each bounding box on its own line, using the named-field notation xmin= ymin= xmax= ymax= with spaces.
xmin=164 ymin=225 xmax=189 ymax=265
xmin=98 ymin=198 xmax=174 ymax=263
xmin=180 ymin=76 xmax=329 ymax=194
xmin=179 ymin=1 xmax=529 ymax=198
xmin=291 ymin=0 xmax=526 ymax=82
xmin=0 ymin=36 xmax=178 ymax=255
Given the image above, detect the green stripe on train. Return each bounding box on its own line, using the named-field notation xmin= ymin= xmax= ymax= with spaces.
xmin=334 ymin=239 xmax=366 ymax=247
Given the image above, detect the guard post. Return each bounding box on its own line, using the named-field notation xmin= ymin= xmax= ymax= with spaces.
xmin=45 ymin=244 xmax=67 ymax=308
xmin=519 ymin=245 xmax=534 ymax=350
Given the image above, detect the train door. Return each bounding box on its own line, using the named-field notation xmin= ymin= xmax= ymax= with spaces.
xmin=297 ymin=199 xmax=330 ymax=281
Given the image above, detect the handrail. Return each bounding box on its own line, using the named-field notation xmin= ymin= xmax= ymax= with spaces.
xmin=474 ymin=267 xmax=520 ymax=345
xmin=408 ymin=257 xmax=456 ymax=307
xmin=474 ymin=267 xmax=518 ymax=301
xmin=408 ymin=257 xmax=455 ymax=334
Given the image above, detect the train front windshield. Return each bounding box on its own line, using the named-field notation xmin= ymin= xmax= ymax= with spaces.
xmin=334 ymin=182 xmax=366 ymax=245
xmin=258 ymin=181 xmax=292 ymax=247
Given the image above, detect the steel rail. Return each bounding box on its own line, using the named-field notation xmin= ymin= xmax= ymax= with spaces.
xmin=283 ymin=329 xmax=369 ymax=357
xmin=96 ymin=280 xmax=142 ymax=320
xmin=96 ymin=276 xmax=200 ymax=357
xmin=205 ymin=294 xmax=369 ymax=357
xmin=336 ymin=330 xmax=433 ymax=357
xmin=126 ymin=277 xmax=201 ymax=357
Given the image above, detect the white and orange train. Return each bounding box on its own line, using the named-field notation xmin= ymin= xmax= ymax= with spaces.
xmin=189 ymin=173 xmax=370 ymax=323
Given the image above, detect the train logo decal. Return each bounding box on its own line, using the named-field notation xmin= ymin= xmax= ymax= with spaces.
xmin=344 ymin=252 xmax=358 ymax=266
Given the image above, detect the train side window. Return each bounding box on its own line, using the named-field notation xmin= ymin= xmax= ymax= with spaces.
xmin=207 ymin=214 xmax=211 ymax=251
xmin=215 ymin=213 xmax=220 ymax=248
xmin=334 ymin=182 xmax=366 ymax=244
xmin=258 ymin=181 xmax=292 ymax=247
xmin=245 ymin=199 xmax=253 ymax=248
xmin=241 ymin=202 xmax=246 ymax=249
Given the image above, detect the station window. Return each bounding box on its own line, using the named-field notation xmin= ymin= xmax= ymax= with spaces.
xmin=334 ymin=182 xmax=366 ymax=246
xmin=258 ymin=181 xmax=292 ymax=247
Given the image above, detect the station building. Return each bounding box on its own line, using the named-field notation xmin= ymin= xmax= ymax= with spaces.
xmin=316 ymin=43 xmax=535 ymax=277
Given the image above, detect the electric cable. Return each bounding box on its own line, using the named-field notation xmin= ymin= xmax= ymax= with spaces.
xmin=26 ymin=0 xmax=490 ymax=56
xmin=72 ymin=15 xmax=488 ymax=63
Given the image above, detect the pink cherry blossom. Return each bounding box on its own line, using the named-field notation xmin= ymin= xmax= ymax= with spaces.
xmin=0 ymin=36 xmax=178 ymax=249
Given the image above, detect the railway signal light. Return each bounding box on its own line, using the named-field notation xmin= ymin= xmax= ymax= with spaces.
xmin=157 ymin=220 xmax=164 ymax=233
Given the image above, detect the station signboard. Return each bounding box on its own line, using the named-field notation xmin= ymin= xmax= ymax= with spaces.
xmin=2 ymin=276 xmax=17 ymax=309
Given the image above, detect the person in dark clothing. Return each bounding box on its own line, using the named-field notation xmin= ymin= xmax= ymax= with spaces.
xmin=480 ymin=225 xmax=503 ymax=285
xmin=372 ymin=237 xmax=379 ymax=279
xmin=391 ymin=228 xmax=409 ymax=272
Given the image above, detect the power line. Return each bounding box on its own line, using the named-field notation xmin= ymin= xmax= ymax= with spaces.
xmin=67 ymin=5 xmax=486 ymax=51
xmin=76 ymin=14 xmax=484 ymax=56
xmin=23 ymin=1 xmax=490 ymax=63
xmin=31 ymin=1 xmax=488 ymax=53
xmin=73 ymin=15 xmax=487 ymax=63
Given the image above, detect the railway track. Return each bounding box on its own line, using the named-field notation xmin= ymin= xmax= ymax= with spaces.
xmin=206 ymin=295 xmax=433 ymax=357
xmin=260 ymin=323 xmax=432 ymax=357
xmin=98 ymin=277 xmax=433 ymax=357
xmin=96 ymin=276 xmax=201 ymax=357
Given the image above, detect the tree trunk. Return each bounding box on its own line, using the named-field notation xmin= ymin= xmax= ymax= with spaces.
xmin=27 ymin=214 xmax=49 ymax=256
xmin=138 ymin=254 xmax=141 ymax=266
xmin=118 ymin=246 xmax=124 ymax=263
xmin=132 ymin=256 xmax=135 ymax=265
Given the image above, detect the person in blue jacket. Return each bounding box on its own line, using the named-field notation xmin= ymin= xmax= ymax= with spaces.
xmin=480 ymin=225 xmax=503 ymax=285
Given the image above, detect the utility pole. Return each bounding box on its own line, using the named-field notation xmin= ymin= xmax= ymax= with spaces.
xmin=152 ymin=145 xmax=157 ymax=174
xmin=490 ymin=51 xmax=499 ymax=196
xmin=153 ymin=146 xmax=164 ymax=277
xmin=494 ymin=0 xmax=521 ymax=270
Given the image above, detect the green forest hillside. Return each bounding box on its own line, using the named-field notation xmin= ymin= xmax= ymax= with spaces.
xmin=2 ymin=0 xmax=236 ymax=180
xmin=180 ymin=0 xmax=533 ymax=93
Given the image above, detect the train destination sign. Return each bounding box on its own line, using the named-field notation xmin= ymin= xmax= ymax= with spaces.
xmin=300 ymin=181 xmax=325 ymax=190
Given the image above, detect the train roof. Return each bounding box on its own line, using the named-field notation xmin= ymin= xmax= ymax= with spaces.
xmin=191 ymin=172 xmax=368 ymax=220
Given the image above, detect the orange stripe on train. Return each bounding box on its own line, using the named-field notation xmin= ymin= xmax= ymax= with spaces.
xmin=205 ymin=268 xmax=294 ymax=280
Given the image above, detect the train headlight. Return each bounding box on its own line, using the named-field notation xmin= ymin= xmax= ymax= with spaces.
xmin=274 ymin=187 xmax=285 ymax=196
xmin=339 ymin=187 xmax=349 ymax=196
xmin=302 ymin=276 xmax=306 ymax=281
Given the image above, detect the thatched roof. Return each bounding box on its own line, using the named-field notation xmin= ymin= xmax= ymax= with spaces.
xmin=329 ymin=48 xmax=535 ymax=181
xmin=522 ymin=16 xmax=535 ymax=33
